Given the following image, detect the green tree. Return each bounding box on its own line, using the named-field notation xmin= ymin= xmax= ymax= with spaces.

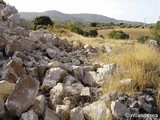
xmin=30 ymin=16 xmax=53 ymax=30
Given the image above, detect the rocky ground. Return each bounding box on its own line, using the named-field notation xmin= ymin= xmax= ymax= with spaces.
xmin=0 ymin=3 xmax=159 ymax=120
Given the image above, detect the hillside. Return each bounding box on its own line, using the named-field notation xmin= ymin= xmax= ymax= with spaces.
xmin=20 ymin=10 xmax=142 ymax=24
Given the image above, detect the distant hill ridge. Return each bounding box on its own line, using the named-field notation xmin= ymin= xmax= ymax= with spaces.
xmin=20 ymin=10 xmax=142 ymax=24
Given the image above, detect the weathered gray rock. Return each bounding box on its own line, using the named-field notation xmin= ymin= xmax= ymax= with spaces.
xmin=44 ymin=33 xmax=53 ymax=41
xmin=0 ymin=98 xmax=5 ymax=119
xmin=103 ymin=45 xmax=112 ymax=52
xmin=80 ymin=87 xmax=91 ymax=97
xmin=56 ymin=105 xmax=70 ymax=120
xmin=19 ymin=109 xmax=39 ymax=120
xmin=72 ymin=58 xmax=81 ymax=65
xmin=13 ymin=51 xmax=30 ymax=61
xmin=72 ymin=66 xmax=84 ymax=80
xmin=111 ymin=100 xmax=130 ymax=119
xmin=83 ymin=101 xmax=110 ymax=120
xmin=43 ymin=107 xmax=60 ymax=120
xmin=82 ymin=66 xmax=94 ymax=73
xmin=2 ymin=59 xmax=27 ymax=83
xmin=51 ymin=37 xmax=60 ymax=46
xmin=96 ymin=63 xmax=116 ymax=85
xmin=32 ymin=95 xmax=45 ymax=116
xmin=63 ymin=75 xmax=78 ymax=86
xmin=46 ymin=48 xmax=57 ymax=58
xmin=148 ymin=39 xmax=159 ymax=47
xmin=70 ymin=107 xmax=85 ymax=120
xmin=41 ymin=67 xmax=68 ymax=92
xmin=100 ymin=91 xmax=117 ymax=102
xmin=8 ymin=14 xmax=20 ymax=29
xmin=15 ymin=26 xmax=26 ymax=36
xmin=138 ymin=96 xmax=152 ymax=113
xmin=2 ymin=5 xmax=18 ymax=17
xmin=6 ymin=75 xmax=40 ymax=116
xmin=5 ymin=37 xmax=35 ymax=56
xmin=71 ymin=83 xmax=84 ymax=93
xmin=82 ymin=71 xmax=98 ymax=87
xmin=20 ymin=18 xmax=28 ymax=28
xmin=50 ymin=83 xmax=64 ymax=101
xmin=29 ymin=31 xmax=39 ymax=42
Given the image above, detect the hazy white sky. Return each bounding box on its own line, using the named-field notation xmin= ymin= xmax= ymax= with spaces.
xmin=5 ymin=0 xmax=160 ymax=23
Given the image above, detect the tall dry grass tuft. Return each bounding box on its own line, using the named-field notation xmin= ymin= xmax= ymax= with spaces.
xmin=103 ymin=44 xmax=160 ymax=96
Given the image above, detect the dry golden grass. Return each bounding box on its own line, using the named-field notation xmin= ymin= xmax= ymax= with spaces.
xmin=98 ymin=28 xmax=152 ymax=40
xmin=103 ymin=44 xmax=160 ymax=96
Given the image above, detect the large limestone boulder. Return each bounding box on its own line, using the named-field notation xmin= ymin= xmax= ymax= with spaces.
xmin=41 ymin=67 xmax=68 ymax=92
xmin=1 ymin=59 xmax=26 ymax=83
xmin=6 ymin=75 xmax=40 ymax=116
xmin=82 ymin=101 xmax=110 ymax=120
xmin=19 ymin=109 xmax=39 ymax=120
xmin=43 ymin=107 xmax=60 ymax=120
xmin=5 ymin=37 xmax=35 ymax=56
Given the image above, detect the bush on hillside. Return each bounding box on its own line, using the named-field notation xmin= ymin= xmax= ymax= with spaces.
xmin=137 ymin=35 xmax=150 ymax=43
xmin=90 ymin=22 xmax=98 ymax=27
xmin=109 ymin=30 xmax=129 ymax=39
xmin=152 ymin=21 xmax=160 ymax=40
xmin=88 ymin=29 xmax=98 ymax=37
xmin=30 ymin=16 xmax=53 ymax=30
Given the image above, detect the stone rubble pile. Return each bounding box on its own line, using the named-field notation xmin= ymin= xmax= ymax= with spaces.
xmin=0 ymin=3 xmax=159 ymax=120
xmin=0 ymin=3 xmax=115 ymax=120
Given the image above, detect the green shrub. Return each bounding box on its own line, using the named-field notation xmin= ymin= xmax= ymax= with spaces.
xmin=153 ymin=21 xmax=160 ymax=40
xmin=88 ymin=29 xmax=98 ymax=37
xmin=109 ymin=30 xmax=129 ymax=39
xmin=30 ymin=16 xmax=53 ymax=30
xmin=137 ymin=35 xmax=150 ymax=43
xmin=90 ymin=22 xmax=98 ymax=27
xmin=83 ymin=31 xmax=89 ymax=37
